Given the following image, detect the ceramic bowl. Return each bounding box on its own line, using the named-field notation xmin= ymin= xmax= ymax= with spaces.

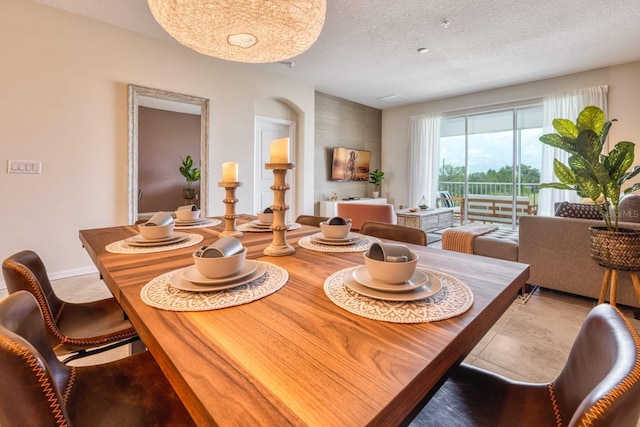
xmin=363 ymin=251 xmax=418 ymax=283
xmin=319 ymin=221 xmax=351 ymax=239
xmin=176 ymin=209 xmax=201 ymax=221
xmin=193 ymin=247 xmax=247 ymax=279
xmin=138 ymin=222 xmax=174 ymax=240
xmin=257 ymin=212 xmax=274 ymax=224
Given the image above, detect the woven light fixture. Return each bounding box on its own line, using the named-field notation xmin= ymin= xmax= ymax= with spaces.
xmin=147 ymin=0 xmax=327 ymax=63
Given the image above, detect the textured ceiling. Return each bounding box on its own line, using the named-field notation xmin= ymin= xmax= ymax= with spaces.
xmin=31 ymin=0 xmax=640 ymax=110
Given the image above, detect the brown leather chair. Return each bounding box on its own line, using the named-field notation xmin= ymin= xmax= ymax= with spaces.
xmin=2 ymin=250 xmax=138 ymax=363
xmin=415 ymin=304 xmax=640 ymax=426
xmin=0 ymin=291 xmax=195 ymax=427
xmin=360 ymin=221 xmax=427 ymax=246
xmin=295 ymin=215 xmax=329 ymax=227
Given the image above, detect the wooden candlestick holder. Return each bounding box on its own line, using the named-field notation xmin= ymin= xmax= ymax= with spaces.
xmin=218 ymin=182 xmax=243 ymax=237
xmin=264 ymin=163 xmax=295 ymax=256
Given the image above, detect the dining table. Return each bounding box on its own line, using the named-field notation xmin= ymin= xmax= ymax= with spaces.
xmin=79 ymin=215 xmax=529 ymax=426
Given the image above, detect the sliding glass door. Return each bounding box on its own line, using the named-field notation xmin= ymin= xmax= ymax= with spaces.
xmin=439 ymin=105 xmax=543 ymax=227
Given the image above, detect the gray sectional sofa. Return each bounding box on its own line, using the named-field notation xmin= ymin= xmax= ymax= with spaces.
xmin=519 ymin=215 xmax=640 ymax=311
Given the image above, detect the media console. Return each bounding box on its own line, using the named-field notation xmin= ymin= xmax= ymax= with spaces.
xmin=319 ymin=198 xmax=388 ymax=217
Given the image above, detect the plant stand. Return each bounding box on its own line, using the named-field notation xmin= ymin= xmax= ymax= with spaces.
xmin=591 ymin=227 xmax=640 ymax=306
xmin=598 ymin=270 xmax=640 ymax=307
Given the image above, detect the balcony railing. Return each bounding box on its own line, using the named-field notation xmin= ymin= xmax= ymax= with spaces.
xmin=439 ymin=181 xmax=540 ymax=199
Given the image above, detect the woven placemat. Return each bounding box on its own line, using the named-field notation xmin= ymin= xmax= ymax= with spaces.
xmin=298 ymin=235 xmax=381 ymax=253
xmin=324 ymin=266 xmax=473 ymax=323
xmin=106 ymin=233 xmax=204 ymax=254
xmin=174 ymin=218 xmax=221 ymax=229
xmin=237 ymin=222 xmax=302 ymax=233
xmin=140 ymin=261 xmax=288 ymax=311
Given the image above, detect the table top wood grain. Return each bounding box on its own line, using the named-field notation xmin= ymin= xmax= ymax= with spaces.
xmin=79 ymin=215 xmax=529 ymax=426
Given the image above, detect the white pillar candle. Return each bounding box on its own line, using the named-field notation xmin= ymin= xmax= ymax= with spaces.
xmin=270 ymin=138 xmax=290 ymax=163
xmin=222 ymin=162 xmax=238 ymax=182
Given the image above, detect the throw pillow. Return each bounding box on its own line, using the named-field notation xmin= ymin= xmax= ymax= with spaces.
xmin=619 ymin=194 xmax=640 ymax=223
xmin=438 ymin=191 xmax=455 ymax=208
xmin=554 ymin=201 xmax=603 ymax=219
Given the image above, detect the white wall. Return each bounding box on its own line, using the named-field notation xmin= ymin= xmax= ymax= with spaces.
xmin=382 ymin=62 xmax=640 ymax=208
xmin=0 ymin=0 xmax=316 ymax=280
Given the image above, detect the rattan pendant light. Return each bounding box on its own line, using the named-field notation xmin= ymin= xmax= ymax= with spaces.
xmin=147 ymin=0 xmax=326 ymax=63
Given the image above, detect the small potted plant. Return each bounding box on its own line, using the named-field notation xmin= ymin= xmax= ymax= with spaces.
xmin=179 ymin=155 xmax=201 ymax=202
xmin=539 ymin=105 xmax=640 ymax=270
xmin=369 ymin=169 xmax=385 ymax=198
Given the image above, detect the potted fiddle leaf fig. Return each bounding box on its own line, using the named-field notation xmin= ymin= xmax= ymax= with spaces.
xmin=369 ymin=169 xmax=385 ymax=198
xmin=539 ymin=105 xmax=640 ymax=270
xmin=179 ymin=155 xmax=200 ymax=202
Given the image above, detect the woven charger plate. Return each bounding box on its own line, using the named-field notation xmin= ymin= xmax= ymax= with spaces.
xmin=298 ymin=235 xmax=381 ymax=253
xmin=324 ymin=266 xmax=473 ymax=323
xmin=140 ymin=261 xmax=288 ymax=311
xmin=106 ymin=233 xmax=204 ymax=254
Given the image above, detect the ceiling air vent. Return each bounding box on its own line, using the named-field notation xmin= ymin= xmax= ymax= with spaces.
xmin=377 ymin=94 xmax=406 ymax=104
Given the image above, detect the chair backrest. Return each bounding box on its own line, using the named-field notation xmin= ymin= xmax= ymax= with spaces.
xmin=360 ymin=221 xmax=427 ymax=246
xmin=336 ymin=203 xmax=397 ymax=231
xmin=2 ymin=250 xmax=66 ymax=350
xmin=295 ymin=215 xmax=329 ymax=227
xmin=553 ymin=304 xmax=640 ymax=426
xmin=0 ymin=291 xmax=72 ymax=426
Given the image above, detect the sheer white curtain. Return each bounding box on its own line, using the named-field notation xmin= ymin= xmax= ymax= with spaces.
xmin=406 ymin=113 xmax=441 ymax=208
xmin=539 ymin=85 xmax=608 ymax=215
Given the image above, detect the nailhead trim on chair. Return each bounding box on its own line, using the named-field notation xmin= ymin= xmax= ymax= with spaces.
xmin=579 ymin=306 xmax=640 ymax=426
xmin=0 ymin=334 xmax=68 ymax=426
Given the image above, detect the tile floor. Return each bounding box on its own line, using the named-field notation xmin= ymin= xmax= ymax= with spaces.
xmin=2 ymin=273 xmax=639 ymax=422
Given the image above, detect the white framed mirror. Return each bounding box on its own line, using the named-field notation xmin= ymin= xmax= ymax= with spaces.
xmin=128 ymin=84 xmax=210 ymax=223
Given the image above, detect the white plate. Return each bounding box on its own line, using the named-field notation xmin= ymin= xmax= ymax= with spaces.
xmin=311 ymin=232 xmax=361 ymax=243
xmin=311 ymin=233 xmax=365 ymax=246
xmin=343 ymin=270 xmax=442 ymax=301
xmin=175 ymin=218 xmax=210 ymax=226
xmin=352 ymin=266 xmax=429 ymax=292
xmin=242 ymin=223 xmax=296 ymax=232
xmin=125 ymin=232 xmax=189 ymax=247
xmin=170 ymin=263 xmax=267 ymax=292
xmin=250 ymin=220 xmax=272 ymax=228
xmin=181 ymin=261 xmax=258 ymax=285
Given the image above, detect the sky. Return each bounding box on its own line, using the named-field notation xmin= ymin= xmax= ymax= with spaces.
xmin=439 ymin=129 xmax=543 ymax=175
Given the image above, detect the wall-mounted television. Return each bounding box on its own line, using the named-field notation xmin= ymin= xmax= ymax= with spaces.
xmin=331 ymin=147 xmax=371 ymax=181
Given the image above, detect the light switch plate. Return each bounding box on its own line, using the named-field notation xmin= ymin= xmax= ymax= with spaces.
xmin=7 ymin=160 xmax=42 ymax=174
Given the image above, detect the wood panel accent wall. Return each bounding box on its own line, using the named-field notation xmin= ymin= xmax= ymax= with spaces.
xmin=314 ymin=92 xmax=382 ymax=214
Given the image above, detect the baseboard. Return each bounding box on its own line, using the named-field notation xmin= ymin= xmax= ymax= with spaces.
xmin=0 ymin=265 xmax=98 ymax=290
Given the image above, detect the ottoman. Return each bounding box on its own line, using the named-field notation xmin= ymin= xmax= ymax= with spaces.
xmin=473 ymin=228 xmax=519 ymax=262
xmin=442 ymin=224 xmax=519 ymax=262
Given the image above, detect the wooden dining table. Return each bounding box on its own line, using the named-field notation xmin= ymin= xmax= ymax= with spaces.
xmin=79 ymin=215 xmax=529 ymax=426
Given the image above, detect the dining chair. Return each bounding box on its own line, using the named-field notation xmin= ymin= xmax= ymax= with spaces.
xmin=295 ymin=215 xmax=329 ymax=227
xmin=336 ymin=203 xmax=397 ymax=231
xmin=415 ymin=303 xmax=640 ymax=426
xmin=0 ymin=291 xmax=195 ymax=427
xmin=360 ymin=221 xmax=427 ymax=246
xmin=2 ymin=250 xmax=139 ymax=363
